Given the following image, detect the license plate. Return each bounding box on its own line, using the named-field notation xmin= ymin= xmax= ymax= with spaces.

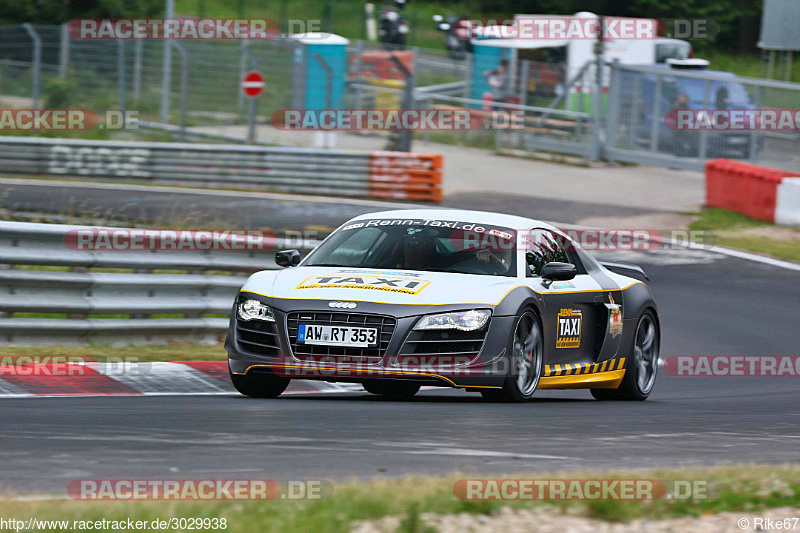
xmin=298 ymin=325 xmax=378 ymax=347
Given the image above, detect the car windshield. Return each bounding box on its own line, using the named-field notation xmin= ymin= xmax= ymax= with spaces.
xmin=304 ymin=218 xmax=518 ymax=277
xmin=676 ymin=77 xmax=752 ymax=107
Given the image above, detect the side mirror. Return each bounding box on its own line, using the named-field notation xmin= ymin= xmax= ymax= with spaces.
xmin=275 ymin=249 xmax=301 ymax=268
xmin=540 ymin=261 xmax=577 ymax=281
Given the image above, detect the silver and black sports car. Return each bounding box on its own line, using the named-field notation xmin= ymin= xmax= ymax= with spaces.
xmin=226 ymin=209 xmax=660 ymax=402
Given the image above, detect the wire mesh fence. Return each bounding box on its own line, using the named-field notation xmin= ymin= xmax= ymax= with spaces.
xmin=2 ymin=23 xmax=799 ymax=170
xmin=606 ymin=62 xmax=800 ymax=171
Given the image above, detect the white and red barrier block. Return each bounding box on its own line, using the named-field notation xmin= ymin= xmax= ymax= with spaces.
xmin=776 ymin=178 xmax=800 ymax=226
xmin=705 ymin=159 xmax=800 ymax=226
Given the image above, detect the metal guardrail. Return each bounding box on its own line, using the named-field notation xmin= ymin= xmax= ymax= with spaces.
xmin=0 ymin=221 xmax=317 ymax=345
xmin=0 ymin=137 xmax=444 ymax=202
xmin=137 ymin=120 xmax=287 ymax=146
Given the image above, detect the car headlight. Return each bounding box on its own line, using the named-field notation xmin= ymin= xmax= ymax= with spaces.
xmin=238 ymin=299 xmax=275 ymax=322
xmin=413 ymin=309 xmax=491 ymax=332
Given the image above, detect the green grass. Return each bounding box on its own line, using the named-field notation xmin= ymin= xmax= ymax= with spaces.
xmin=1 ymin=464 xmax=799 ymax=531
xmin=689 ymin=207 xmax=771 ymax=232
xmin=711 ymin=235 xmax=800 ymax=262
xmin=689 ymin=207 xmax=800 ymax=262
xmin=0 ymin=343 xmax=227 ymax=362
xmin=702 ymin=50 xmax=800 ymax=84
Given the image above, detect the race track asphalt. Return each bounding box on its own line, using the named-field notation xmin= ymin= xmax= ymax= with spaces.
xmin=1 ymin=179 xmax=799 ymax=495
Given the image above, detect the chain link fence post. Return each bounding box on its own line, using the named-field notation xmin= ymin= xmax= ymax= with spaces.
xmin=649 ymin=74 xmax=662 ymax=153
xmin=133 ymin=40 xmax=143 ymax=103
xmin=58 ymin=23 xmax=69 ymax=80
xmin=238 ymin=39 xmax=249 ymax=117
xmin=698 ymin=79 xmax=710 ymax=160
xmin=590 ymin=50 xmax=604 ymax=162
xmin=353 ymin=40 xmax=364 ymax=110
xmin=22 ymin=24 xmax=41 ymax=109
xmin=606 ymin=59 xmax=621 ymax=151
xmin=518 ymin=60 xmax=529 ymax=149
xmin=160 ymin=0 xmax=175 ymax=123
xmin=118 ymin=40 xmax=127 ymax=128
xmin=173 ymin=42 xmax=190 ymax=140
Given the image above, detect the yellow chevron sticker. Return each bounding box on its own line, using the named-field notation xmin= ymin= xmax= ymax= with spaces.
xmin=544 ymin=360 xmax=631 ymax=377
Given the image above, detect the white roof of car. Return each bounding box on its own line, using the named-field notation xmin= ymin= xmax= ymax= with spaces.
xmin=350 ymin=209 xmax=558 ymax=231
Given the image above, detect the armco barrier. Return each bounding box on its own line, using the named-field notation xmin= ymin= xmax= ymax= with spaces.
xmin=705 ymin=159 xmax=800 ymax=223
xmin=0 ymin=221 xmax=317 ymax=345
xmin=0 ymin=137 xmax=443 ymax=202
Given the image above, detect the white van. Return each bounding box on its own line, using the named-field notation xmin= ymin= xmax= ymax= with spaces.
xmin=470 ymin=12 xmax=692 ymax=100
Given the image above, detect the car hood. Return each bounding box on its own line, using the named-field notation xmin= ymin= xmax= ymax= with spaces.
xmin=240 ymin=266 xmax=520 ymax=307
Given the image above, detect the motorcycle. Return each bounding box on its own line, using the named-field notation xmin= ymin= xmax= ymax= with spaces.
xmin=379 ymin=0 xmax=409 ymax=49
xmin=433 ymin=14 xmax=472 ymax=60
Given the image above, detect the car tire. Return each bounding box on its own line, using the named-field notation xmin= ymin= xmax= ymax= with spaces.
xmin=362 ymin=381 xmax=420 ymax=400
xmin=230 ymin=370 xmax=290 ymax=398
xmin=481 ymin=309 xmax=543 ymax=403
xmin=591 ymin=310 xmax=659 ymax=401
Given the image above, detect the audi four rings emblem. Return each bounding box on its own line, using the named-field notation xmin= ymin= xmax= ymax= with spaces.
xmin=328 ymin=301 xmax=357 ymax=309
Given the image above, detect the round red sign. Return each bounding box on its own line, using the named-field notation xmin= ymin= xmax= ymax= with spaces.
xmin=241 ymin=71 xmax=265 ymax=98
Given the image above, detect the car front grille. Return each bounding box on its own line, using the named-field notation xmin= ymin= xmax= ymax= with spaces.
xmin=399 ymin=328 xmax=488 ymax=357
xmin=236 ymin=318 xmax=281 ymax=357
xmin=286 ymin=311 xmax=396 ymax=360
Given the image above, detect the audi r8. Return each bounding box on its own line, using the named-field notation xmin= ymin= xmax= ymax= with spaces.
xmin=225 ymin=209 xmax=660 ymax=402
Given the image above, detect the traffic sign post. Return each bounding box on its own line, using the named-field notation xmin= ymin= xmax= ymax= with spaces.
xmin=241 ymin=71 xmax=265 ymax=144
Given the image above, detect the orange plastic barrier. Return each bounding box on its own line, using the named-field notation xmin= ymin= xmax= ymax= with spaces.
xmin=368 ymin=151 xmax=443 ymax=202
xmin=705 ymin=159 xmax=800 ymax=222
xmin=353 ymin=50 xmax=415 ymax=80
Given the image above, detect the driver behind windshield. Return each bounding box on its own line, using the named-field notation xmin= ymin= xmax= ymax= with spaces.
xmin=397 ymin=229 xmax=514 ymax=275
xmin=475 ymin=248 xmax=513 ymax=274
xmin=305 ymin=221 xmax=517 ymax=277
xmin=400 ymin=232 xmax=436 ymax=270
